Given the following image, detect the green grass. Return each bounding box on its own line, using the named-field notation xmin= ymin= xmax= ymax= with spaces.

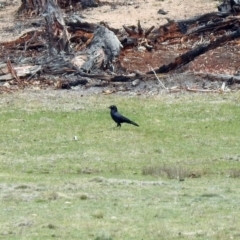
xmin=0 ymin=90 xmax=240 ymax=239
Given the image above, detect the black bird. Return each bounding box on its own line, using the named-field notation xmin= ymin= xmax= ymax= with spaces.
xmin=109 ymin=105 xmax=139 ymax=128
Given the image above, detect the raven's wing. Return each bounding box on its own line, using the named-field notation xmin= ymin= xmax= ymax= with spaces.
xmin=114 ymin=112 xmax=139 ymax=126
xmin=114 ymin=112 xmax=132 ymax=123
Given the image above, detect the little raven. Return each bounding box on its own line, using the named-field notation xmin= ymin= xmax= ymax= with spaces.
xmin=109 ymin=105 xmax=139 ymax=128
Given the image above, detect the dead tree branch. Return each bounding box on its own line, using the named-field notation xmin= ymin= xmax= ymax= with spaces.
xmin=148 ymin=28 xmax=240 ymax=74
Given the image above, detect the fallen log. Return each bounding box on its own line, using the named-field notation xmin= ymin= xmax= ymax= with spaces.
xmin=177 ymin=12 xmax=230 ymax=26
xmin=147 ymin=28 xmax=240 ymax=74
xmin=185 ymin=87 xmax=224 ymax=93
xmin=218 ymin=0 xmax=240 ymax=13
xmin=186 ymin=16 xmax=239 ymax=35
xmin=194 ymin=72 xmax=240 ymax=84
xmin=59 ymin=79 xmax=89 ymax=89
xmin=0 ymin=62 xmax=42 ymax=81
xmin=151 ymin=12 xmax=232 ymax=45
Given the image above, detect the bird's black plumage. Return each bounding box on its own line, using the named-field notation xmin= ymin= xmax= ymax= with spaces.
xmin=109 ymin=105 xmax=139 ymax=127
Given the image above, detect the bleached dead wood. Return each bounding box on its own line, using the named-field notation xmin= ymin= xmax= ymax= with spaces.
xmin=0 ymin=63 xmax=42 ymax=81
xmin=71 ymin=25 xmax=122 ymax=72
xmin=186 ymin=87 xmax=226 ymax=93
xmin=42 ymin=0 xmax=70 ymax=55
xmin=148 ymin=65 xmax=168 ymax=90
xmin=194 ymin=72 xmax=240 ymax=84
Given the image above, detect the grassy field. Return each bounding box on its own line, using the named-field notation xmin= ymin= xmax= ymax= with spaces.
xmin=0 ymin=90 xmax=240 ymax=239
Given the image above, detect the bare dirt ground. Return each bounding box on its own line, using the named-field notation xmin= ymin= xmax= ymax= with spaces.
xmin=0 ymin=0 xmax=20 ymax=42
xmin=0 ymin=0 xmax=217 ymax=42
xmin=84 ymin=0 xmax=217 ymax=29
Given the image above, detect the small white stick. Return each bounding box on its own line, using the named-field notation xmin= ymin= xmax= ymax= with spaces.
xmin=221 ymin=81 xmax=226 ymax=92
xmin=149 ymin=65 xmax=168 ymax=90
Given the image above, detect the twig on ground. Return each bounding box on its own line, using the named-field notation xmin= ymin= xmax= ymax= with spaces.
xmin=148 ymin=65 xmax=168 ymax=91
xmin=186 ymin=87 xmax=222 ymax=93
xmin=7 ymin=60 xmax=22 ymax=86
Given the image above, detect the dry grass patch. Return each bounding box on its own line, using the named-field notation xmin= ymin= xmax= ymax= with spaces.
xmin=228 ymin=169 xmax=240 ymax=178
xmin=142 ymin=164 xmax=203 ymax=179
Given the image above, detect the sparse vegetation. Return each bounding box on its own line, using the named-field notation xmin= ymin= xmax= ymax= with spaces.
xmin=0 ymin=90 xmax=240 ymax=239
xmin=142 ymin=163 xmax=203 ymax=179
xmin=228 ymin=169 xmax=240 ymax=178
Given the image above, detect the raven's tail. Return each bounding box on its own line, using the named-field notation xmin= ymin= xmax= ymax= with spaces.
xmin=130 ymin=121 xmax=139 ymax=127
